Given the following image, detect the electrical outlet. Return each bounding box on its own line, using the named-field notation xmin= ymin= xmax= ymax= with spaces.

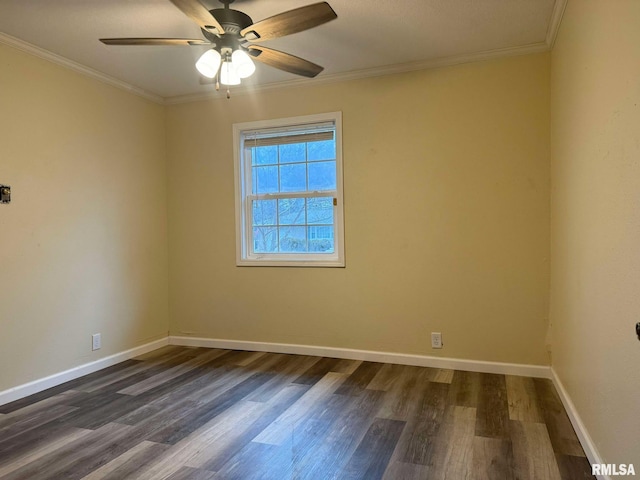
xmin=92 ymin=333 xmax=101 ymax=351
xmin=431 ymin=332 xmax=443 ymax=349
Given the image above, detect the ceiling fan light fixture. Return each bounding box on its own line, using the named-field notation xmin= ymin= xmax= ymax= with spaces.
xmin=220 ymin=60 xmax=241 ymax=85
xmin=103 ymin=0 xmax=338 ymax=93
xmin=195 ymin=49 xmax=221 ymax=78
xmin=232 ymin=49 xmax=256 ymax=79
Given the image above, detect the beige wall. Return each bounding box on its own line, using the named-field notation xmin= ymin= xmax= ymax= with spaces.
xmin=550 ymin=0 xmax=640 ymax=465
xmin=167 ymin=53 xmax=551 ymax=365
xmin=3 ymin=2 xmax=637 ymax=463
xmin=0 ymin=44 xmax=169 ymax=392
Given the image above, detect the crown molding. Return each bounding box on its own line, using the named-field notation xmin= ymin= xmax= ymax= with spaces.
xmin=1 ymin=0 xmax=567 ymax=107
xmin=546 ymin=0 xmax=568 ymax=49
xmin=0 ymin=32 xmax=163 ymax=105
xmin=165 ymin=41 xmax=551 ymax=105
xmin=166 ymin=0 xmax=567 ymax=105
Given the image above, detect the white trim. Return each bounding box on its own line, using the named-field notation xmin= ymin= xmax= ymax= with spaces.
xmin=233 ymin=112 xmax=345 ymax=267
xmin=166 ymin=41 xmax=551 ymax=105
xmin=545 ymin=0 xmax=568 ymax=49
xmin=0 ymin=33 xmax=163 ymax=105
xmin=551 ymin=368 xmax=608 ymax=480
xmin=0 ymin=337 xmax=169 ymax=407
xmin=1 ymin=0 xmax=566 ymax=107
xmin=169 ymin=336 xmax=551 ymax=378
xmin=0 ymin=330 xmax=605 ymax=477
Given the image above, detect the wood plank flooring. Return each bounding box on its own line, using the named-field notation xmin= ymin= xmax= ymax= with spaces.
xmin=0 ymin=346 xmax=594 ymax=479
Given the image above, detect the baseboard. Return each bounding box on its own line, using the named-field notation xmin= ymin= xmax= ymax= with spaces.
xmin=551 ymin=368 xmax=607 ymax=480
xmin=169 ymin=336 xmax=551 ymax=379
xmin=0 ymin=332 xmax=605 ymax=478
xmin=0 ymin=337 xmax=169 ymax=407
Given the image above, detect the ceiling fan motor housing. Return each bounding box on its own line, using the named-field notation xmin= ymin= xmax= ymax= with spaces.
xmin=210 ymin=8 xmax=253 ymax=36
xmin=100 ymin=1 xmax=337 ymax=79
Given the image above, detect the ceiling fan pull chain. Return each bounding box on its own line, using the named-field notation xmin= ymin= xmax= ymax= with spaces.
xmin=226 ymin=87 xmax=231 ymax=99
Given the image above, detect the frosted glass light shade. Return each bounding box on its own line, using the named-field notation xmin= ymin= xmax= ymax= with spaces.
xmin=232 ymin=49 xmax=256 ymax=79
xmin=220 ymin=61 xmax=241 ymax=85
xmin=195 ymin=49 xmax=221 ymax=78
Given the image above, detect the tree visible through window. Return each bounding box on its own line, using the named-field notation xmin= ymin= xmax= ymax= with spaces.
xmin=234 ymin=112 xmax=344 ymax=266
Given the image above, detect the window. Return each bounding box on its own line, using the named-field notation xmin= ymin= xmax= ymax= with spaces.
xmin=234 ymin=112 xmax=344 ymax=266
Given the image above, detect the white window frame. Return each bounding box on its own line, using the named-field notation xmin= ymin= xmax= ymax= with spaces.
xmin=233 ymin=112 xmax=344 ymax=267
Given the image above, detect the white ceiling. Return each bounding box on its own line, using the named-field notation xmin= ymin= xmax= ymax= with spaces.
xmin=0 ymin=0 xmax=562 ymax=102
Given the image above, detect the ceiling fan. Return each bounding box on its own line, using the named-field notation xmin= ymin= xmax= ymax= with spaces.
xmin=100 ymin=0 xmax=337 ymax=90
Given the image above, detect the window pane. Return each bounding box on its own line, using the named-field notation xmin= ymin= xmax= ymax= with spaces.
xmin=308 ymin=226 xmax=334 ymax=253
xmin=238 ymin=115 xmax=343 ymax=265
xmin=307 ymin=139 xmax=335 ymax=161
xmin=279 ymin=143 xmax=306 ymax=164
xmin=307 ymin=197 xmax=334 ymax=225
xmin=279 ymin=226 xmax=307 ymax=252
xmin=280 ymin=163 xmax=306 ymax=192
xmin=308 ymin=161 xmax=336 ymax=191
xmin=253 ymin=226 xmax=278 ymax=253
xmin=253 ymin=166 xmax=278 ymax=194
xmin=251 ymin=146 xmax=278 ymax=165
xmin=252 ymin=200 xmax=277 ymax=226
xmin=278 ymin=198 xmax=305 ymax=225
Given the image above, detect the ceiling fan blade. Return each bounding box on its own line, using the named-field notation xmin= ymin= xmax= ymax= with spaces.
xmin=169 ymin=0 xmax=225 ymax=34
xmin=241 ymin=2 xmax=336 ymax=42
xmin=100 ymin=38 xmax=210 ymax=46
xmin=248 ymin=46 xmax=323 ymax=78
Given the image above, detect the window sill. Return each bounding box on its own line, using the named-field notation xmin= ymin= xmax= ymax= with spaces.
xmin=236 ymin=258 xmax=345 ymax=268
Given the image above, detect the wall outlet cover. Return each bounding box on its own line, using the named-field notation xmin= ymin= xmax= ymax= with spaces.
xmin=92 ymin=333 xmax=101 ymax=351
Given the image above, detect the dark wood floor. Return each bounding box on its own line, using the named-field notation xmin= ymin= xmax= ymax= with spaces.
xmin=0 ymin=346 xmax=594 ymax=479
